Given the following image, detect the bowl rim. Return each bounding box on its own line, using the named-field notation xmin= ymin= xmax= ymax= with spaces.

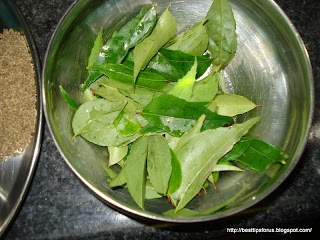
xmin=42 ymin=0 xmax=314 ymax=223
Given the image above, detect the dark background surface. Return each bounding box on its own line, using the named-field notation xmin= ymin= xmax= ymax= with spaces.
xmin=3 ymin=0 xmax=320 ymax=239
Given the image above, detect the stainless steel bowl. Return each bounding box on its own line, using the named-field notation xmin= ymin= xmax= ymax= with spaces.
xmin=42 ymin=0 xmax=313 ymax=222
xmin=0 ymin=0 xmax=43 ymax=236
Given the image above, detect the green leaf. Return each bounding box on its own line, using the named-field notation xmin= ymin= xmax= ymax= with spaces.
xmin=88 ymin=63 xmax=168 ymax=91
xmin=169 ymin=58 xmax=197 ymax=101
xmin=96 ymin=78 xmax=162 ymax=107
xmin=212 ymin=164 xmax=243 ymax=172
xmin=173 ymin=114 xmax=206 ymax=152
xmin=94 ymin=83 xmax=143 ymax=135
xmin=166 ymin=20 xmax=209 ymax=56
xmin=125 ymin=48 xmax=212 ymax=82
xmin=207 ymin=172 xmax=219 ymax=185
xmin=87 ymin=27 xmax=104 ymax=67
xmin=80 ymin=124 xmax=139 ymax=147
xmin=141 ymin=94 xmax=233 ymax=137
xmin=170 ymin=117 xmax=259 ymax=212
xmin=110 ymin=165 xmax=127 ymax=188
xmin=190 ymin=72 xmax=218 ymax=102
xmin=133 ymin=7 xmax=177 ymax=82
xmin=235 ymin=138 xmax=288 ymax=172
xmin=207 ymin=100 xmax=217 ymax=112
xmin=147 ymin=135 xmax=172 ymax=195
xmin=82 ymin=82 xmax=100 ymax=102
xmin=95 ymin=83 xmax=142 ymax=112
xmin=59 ymin=85 xmax=79 ymax=111
xmin=214 ymin=93 xmax=257 ymax=116
xmin=72 ymin=99 xmax=138 ymax=146
xmin=145 ymin=180 xmax=163 ymax=199
xmin=95 ymin=5 xmax=157 ymax=65
xmin=219 ymin=136 xmax=288 ymax=174
xmin=217 ymin=71 xmax=227 ymax=93
xmin=167 ymin=149 xmax=182 ymax=196
xmin=82 ymin=71 xmax=103 ymax=92
xmin=108 ymin=146 xmax=128 ymax=167
xmin=103 ymin=164 xmax=118 ymax=179
xmin=125 ymin=136 xmax=149 ymax=209
xmin=72 ymin=99 xmax=126 ymax=137
xmin=205 ymin=0 xmax=237 ymax=70
xmin=83 ymin=6 xmax=157 ymax=91
xmin=137 ymin=122 xmax=164 ymax=135
xmin=113 ymin=110 xmax=141 ymax=136
xmin=220 ymin=136 xmax=253 ymax=162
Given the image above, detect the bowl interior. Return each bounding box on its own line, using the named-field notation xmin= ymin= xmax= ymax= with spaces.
xmin=43 ymin=0 xmax=313 ymax=222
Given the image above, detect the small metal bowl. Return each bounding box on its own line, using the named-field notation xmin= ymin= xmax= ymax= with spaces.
xmin=0 ymin=0 xmax=42 ymax=236
xmin=42 ymin=0 xmax=313 ymax=222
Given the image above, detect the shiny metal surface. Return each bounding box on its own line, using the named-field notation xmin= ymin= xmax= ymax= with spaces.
xmin=42 ymin=0 xmax=313 ymax=222
xmin=0 ymin=0 xmax=43 ymax=236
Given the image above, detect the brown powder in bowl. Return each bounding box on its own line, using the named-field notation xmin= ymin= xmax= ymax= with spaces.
xmin=0 ymin=29 xmax=37 ymax=161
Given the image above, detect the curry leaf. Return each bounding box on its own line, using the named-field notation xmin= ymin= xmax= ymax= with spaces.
xmin=205 ymin=0 xmax=237 ymax=70
xmin=133 ymin=7 xmax=177 ymax=82
xmin=108 ymin=146 xmax=128 ymax=167
xmin=167 ymin=149 xmax=182 ymax=197
xmin=125 ymin=48 xmax=212 ymax=82
xmin=95 ymin=5 xmax=157 ymax=65
xmin=82 ymin=71 xmax=103 ymax=92
xmin=81 ymin=124 xmax=139 ymax=147
xmin=88 ymin=63 xmax=169 ymax=91
xmin=110 ymin=165 xmax=127 ymax=188
xmin=234 ymin=138 xmax=288 ymax=172
xmin=207 ymin=172 xmax=219 ymax=185
xmin=83 ymin=6 xmax=157 ymax=91
xmin=93 ymin=84 xmax=143 ymax=136
xmin=87 ymin=27 xmax=104 ymax=67
xmin=166 ymin=20 xmax=209 ymax=56
xmin=71 ymin=98 xmax=139 ymax=146
xmin=141 ymin=94 xmax=233 ymax=137
xmin=169 ymin=58 xmax=197 ymax=101
xmin=220 ymin=136 xmax=253 ymax=162
xmin=113 ymin=110 xmax=142 ymax=136
xmin=170 ymin=117 xmax=259 ymax=212
xmin=97 ymin=77 xmax=164 ymax=107
xmin=72 ymin=99 xmax=126 ymax=137
xmin=59 ymin=85 xmax=79 ymax=110
xmin=125 ymin=136 xmax=149 ymax=209
xmin=82 ymin=81 xmax=100 ymax=102
xmin=147 ymin=135 xmax=172 ymax=195
xmin=137 ymin=122 xmax=164 ymax=135
xmin=173 ymin=114 xmax=206 ymax=152
xmin=95 ymin=83 xmax=142 ymax=112
xmin=145 ymin=180 xmax=163 ymax=199
xmin=214 ymin=93 xmax=257 ymax=116
xmin=103 ymin=164 xmax=118 ymax=179
xmin=212 ymin=164 xmax=243 ymax=172
xmin=190 ymin=72 xmax=218 ymax=102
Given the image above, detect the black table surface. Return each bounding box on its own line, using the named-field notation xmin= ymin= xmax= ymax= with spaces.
xmin=4 ymin=0 xmax=320 ymax=239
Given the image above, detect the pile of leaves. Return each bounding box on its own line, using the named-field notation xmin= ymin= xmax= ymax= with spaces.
xmin=60 ymin=0 xmax=288 ymax=216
